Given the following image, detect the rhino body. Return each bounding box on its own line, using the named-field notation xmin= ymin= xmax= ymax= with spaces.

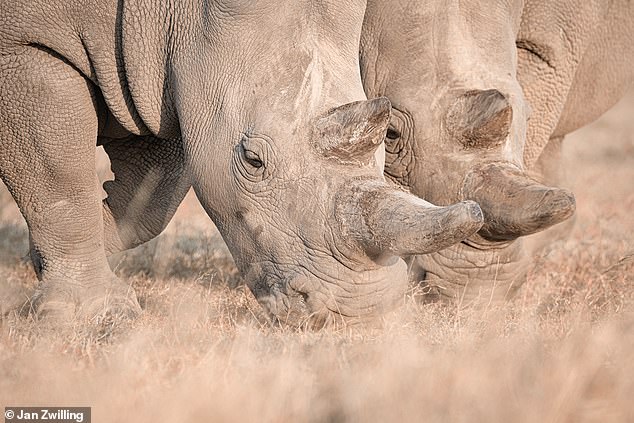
xmin=0 ymin=0 xmax=484 ymax=326
xmin=519 ymin=0 xmax=634 ymax=174
xmin=360 ymin=0 xmax=633 ymax=302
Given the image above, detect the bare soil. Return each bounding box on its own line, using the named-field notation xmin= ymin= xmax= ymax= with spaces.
xmin=0 ymin=92 xmax=633 ymax=422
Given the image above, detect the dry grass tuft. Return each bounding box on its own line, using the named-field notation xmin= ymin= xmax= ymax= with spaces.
xmin=1 ymin=93 xmax=633 ymax=421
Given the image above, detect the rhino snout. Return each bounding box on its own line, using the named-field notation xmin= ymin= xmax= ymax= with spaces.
xmin=247 ymin=258 xmax=409 ymax=328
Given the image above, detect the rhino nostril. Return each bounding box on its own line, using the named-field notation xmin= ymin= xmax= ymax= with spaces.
xmin=287 ymin=275 xmax=313 ymax=301
xmin=297 ymin=290 xmax=308 ymax=303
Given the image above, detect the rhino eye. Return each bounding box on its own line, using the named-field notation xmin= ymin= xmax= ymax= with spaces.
xmin=386 ymin=127 xmax=401 ymax=141
xmin=235 ymin=133 xmax=272 ymax=182
xmin=243 ymin=148 xmax=264 ymax=169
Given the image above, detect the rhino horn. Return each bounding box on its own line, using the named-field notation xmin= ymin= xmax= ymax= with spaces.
xmin=445 ymin=89 xmax=513 ymax=148
xmin=314 ymin=97 xmax=391 ymax=164
xmin=462 ymin=162 xmax=576 ymax=241
xmin=339 ymin=183 xmax=484 ymax=258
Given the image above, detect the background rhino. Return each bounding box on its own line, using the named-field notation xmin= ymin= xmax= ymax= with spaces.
xmin=0 ymin=0 xmax=484 ymax=327
xmin=360 ymin=0 xmax=633 ymax=303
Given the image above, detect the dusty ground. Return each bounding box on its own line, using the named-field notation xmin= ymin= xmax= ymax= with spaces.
xmin=0 ymin=92 xmax=633 ymax=422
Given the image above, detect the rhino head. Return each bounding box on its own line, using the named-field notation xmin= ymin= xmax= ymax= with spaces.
xmin=195 ymin=96 xmax=483 ymax=327
xmin=170 ymin=0 xmax=483 ymax=326
xmin=360 ymin=0 xmax=576 ymax=302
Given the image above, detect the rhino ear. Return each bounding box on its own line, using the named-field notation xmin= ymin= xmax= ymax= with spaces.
xmin=445 ymin=89 xmax=513 ymax=148
xmin=314 ymin=97 xmax=391 ymax=164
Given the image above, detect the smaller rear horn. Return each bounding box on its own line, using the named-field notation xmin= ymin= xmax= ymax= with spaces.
xmin=314 ymin=97 xmax=391 ymax=165
xmin=445 ymin=89 xmax=513 ymax=148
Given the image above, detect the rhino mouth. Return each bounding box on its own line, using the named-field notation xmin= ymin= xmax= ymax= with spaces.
xmin=459 ymin=233 xmax=517 ymax=251
xmin=246 ymin=258 xmax=409 ymax=328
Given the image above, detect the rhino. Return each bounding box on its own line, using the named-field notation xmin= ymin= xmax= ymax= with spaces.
xmin=0 ymin=0 xmax=485 ymax=327
xmin=360 ymin=0 xmax=633 ymax=302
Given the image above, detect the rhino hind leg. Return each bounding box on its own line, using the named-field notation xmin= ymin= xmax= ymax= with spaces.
xmin=101 ymin=135 xmax=191 ymax=257
xmin=0 ymin=48 xmax=140 ymax=323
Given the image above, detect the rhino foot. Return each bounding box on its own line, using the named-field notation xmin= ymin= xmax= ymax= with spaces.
xmin=27 ymin=278 xmax=141 ymax=330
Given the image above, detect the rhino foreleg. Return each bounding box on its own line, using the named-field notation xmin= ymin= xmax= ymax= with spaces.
xmin=101 ymin=136 xmax=190 ymax=256
xmin=0 ymin=48 xmax=140 ymax=322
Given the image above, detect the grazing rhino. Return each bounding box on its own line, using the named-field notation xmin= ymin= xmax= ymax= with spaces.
xmin=0 ymin=0 xmax=484 ymax=327
xmin=360 ymin=0 xmax=633 ymax=303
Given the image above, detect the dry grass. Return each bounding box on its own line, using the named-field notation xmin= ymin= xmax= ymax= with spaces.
xmin=0 ymin=92 xmax=633 ymax=422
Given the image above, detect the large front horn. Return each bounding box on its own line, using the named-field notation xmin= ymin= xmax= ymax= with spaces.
xmin=462 ymin=162 xmax=576 ymax=241
xmin=314 ymin=97 xmax=391 ymax=165
xmin=338 ymin=182 xmax=484 ymax=258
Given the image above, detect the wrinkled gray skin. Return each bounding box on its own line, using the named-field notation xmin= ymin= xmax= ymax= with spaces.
xmin=361 ymin=0 xmax=633 ymax=303
xmin=0 ymin=0 xmax=484 ymax=327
